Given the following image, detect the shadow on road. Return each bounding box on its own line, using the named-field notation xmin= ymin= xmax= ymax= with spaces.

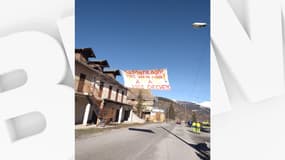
xmin=161 ymin=126 xmax=210 ymax=160
xmin=189 ymin=143 xmax=210 ymax=160
xmin=128 ymin=128 xmax=155 ymax=134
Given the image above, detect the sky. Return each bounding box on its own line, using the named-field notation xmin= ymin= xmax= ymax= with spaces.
xmin=76 ymin=0 xmax=210 ymax=103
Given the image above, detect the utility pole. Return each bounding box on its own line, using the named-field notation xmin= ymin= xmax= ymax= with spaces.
xmin=168 ymin=106 xmax=170 ymax=123
xmin=184 ymin=104 xmax=187 ymax=122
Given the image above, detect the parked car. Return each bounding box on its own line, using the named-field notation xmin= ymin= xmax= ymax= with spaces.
xmin=176 ymin=120 xmax=181 ymax=125
xmin=201 ymin=121 xmax=210 ymax=132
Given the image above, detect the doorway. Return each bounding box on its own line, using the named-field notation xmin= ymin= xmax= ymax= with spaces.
xmin=88 ymin=111 xmax=97 ymax=124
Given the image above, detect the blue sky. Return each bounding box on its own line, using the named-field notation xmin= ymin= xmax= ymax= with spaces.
xmin=76 ymin=0 xmax=210 ymax=103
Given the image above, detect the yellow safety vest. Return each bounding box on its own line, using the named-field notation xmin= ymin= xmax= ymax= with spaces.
xmin=197 ymin=123 xmax=200 ymax=127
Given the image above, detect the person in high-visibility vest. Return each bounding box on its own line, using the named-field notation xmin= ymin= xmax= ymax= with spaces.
xmin=196 ymin=122 xmax=201 ymax=134
xmin=192 ymin=122 xmax=196 ymax=133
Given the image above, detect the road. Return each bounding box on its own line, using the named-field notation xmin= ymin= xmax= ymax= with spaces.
xmin=76 ymin=123 xmax=210 ymax=160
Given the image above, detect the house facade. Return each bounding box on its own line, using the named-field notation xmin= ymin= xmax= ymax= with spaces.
xmin=127 ymin=88 xmax=165 ymax=122
xmin=75 ymin=48 xmax=133 ymax=126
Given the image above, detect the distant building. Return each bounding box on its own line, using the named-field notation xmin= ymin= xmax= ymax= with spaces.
xmin=127 ymin=89 xmax=165 ymax=122
xmin=149 ymin=108 xmax=165 ymax=122
xmin=75 ymin=48 xmax=132 ymax=126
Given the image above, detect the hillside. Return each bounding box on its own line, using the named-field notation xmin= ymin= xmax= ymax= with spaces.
xmin=126 ymin=88 xmax=210 ymax=122
xmin=127 ymin=88 xmax=154 ymax=100
xmin=156 ymin=97 xmax=210 ymax=122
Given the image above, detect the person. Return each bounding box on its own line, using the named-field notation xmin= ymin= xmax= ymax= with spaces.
xmin=188 ymin=120 xmax=192 ymax=127
xmin=197 ymin=122 xmax=201 ymax=134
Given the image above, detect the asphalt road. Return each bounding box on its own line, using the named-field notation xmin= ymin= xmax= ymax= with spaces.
xmin=76 ymin=123 xmax=210 ymax=160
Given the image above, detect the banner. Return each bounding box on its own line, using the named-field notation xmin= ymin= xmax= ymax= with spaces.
xmin=121 ymin=69 xmax=171 ymax=90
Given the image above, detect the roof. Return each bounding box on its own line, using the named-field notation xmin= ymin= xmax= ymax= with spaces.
xmin=75 ymin=48 xmax=96 ymax=58
xmin=103 ymin=69 xmax=121 ymax=76
xmin=152 ymin=108 xmax=165 ymax=113
xmin=75 ymin=59 xmax=127 ymax=90
xmin=88 ymin=59 xmax=110 ymax=67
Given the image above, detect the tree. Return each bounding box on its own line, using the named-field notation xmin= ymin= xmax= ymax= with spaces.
xmin=191 ymin=112 xmax=197 ymax=122
xmin=136 ymin=90 xmax=144 ymax=118
xmin=168 ymin=102 xmax=176 ymax=120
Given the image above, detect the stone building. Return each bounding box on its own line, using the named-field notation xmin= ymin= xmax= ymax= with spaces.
xmin=127 ymin=88 xmax=165 ymax=122
xmin=75 ymin=48 xmax=133 ymax=126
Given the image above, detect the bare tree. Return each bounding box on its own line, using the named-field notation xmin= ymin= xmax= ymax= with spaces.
xmin=136 ymin=90 xmax=144 ymax=118
xmin=191 ymin=112 xmax=197 ymax=122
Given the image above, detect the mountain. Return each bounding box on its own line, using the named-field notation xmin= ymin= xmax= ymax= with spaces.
xmin=127 ymin=88 xmax=154 ymax=101
xmin=156 ymin=97 xmax=210 ymax=122
xmin=126 ymin=88 xmax=210 ymax=122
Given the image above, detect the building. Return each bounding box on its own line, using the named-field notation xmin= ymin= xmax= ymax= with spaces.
xmin=75 ymin=48 xmax=133 ymax=126
xmin=148 ymin=108 xmax=166 ymax=122
xmin=127 ymin=88 xmax=165 ymax=122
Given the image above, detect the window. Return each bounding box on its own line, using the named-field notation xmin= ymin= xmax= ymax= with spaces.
xmin=94 ymin=66 xmax=101 ymax=71
xmin=115 ymin=89 xmax=119 ymax=101
xmin=77 ymin=73 xmax=86 ymax=92
xmin=90 ymin=77 xmax=96 ymax=92
xmin=108 ymin=86 xmax=112 ymax=99
xmin=99 ymin=82 xmax=104 ymax=98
